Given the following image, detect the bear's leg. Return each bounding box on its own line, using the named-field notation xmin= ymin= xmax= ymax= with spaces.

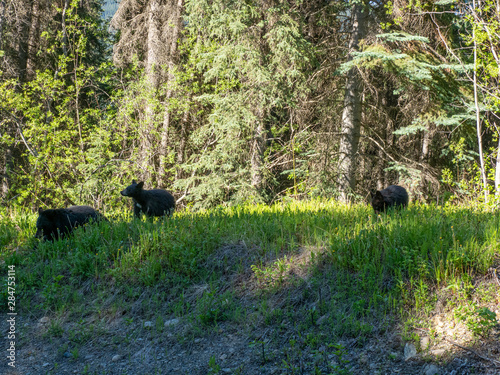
xmin=134 ymin=203 xmax=142 ymax=218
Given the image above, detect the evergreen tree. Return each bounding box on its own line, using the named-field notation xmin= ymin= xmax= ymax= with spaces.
xmin=175 ymin=0 xmax=316 ymax=207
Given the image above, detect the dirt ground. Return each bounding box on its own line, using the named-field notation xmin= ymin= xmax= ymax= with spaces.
xmin=2 ymin=293 xmax=500 ymax=375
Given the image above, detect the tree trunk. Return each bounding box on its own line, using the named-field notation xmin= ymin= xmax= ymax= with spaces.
xmin=337 ymin=0 xmax=367 ymax=202
xmin=251 ymin=107 xmax=266 ymax=191
xmin=495 ymin=136 xmax=500 ymax=196
xmin=1 ymin=132 xmax=13 ymax=200
xmin=0 ymin=0 xmax=5 ymax=52
xmin=140 ymin=0 xmax=163 ymax=182
xmin=26 ymin=0 xmax=41 ymax=81
xmin=176 ymin=111 xmax=189 ymax=180
xmin=421 ymin=128 xmax=430 ymax=162
xmin=158 ymin=0 xmax=184 ymax=184
xmin=472 ymin=0 xmax=488 ymax=203
xmin=0 ymin=1 xmax=8 ymax=199
xmin=17 ymin=1 xmax=32 ymax=84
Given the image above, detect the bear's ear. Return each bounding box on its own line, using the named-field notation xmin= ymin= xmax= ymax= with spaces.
xmin=369 ymin=190 xmax=376 ymax=198
xmin=132 ymin=179 xmax=137 ymax=184
xmin=38 ymin=207 xmax=44 ymax=214
xmin=375 ymin=191 xmax=384 ymax=200
xmin=137 ymin=181 xmax=144 ymax=189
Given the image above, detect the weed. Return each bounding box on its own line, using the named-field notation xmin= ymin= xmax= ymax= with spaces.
xmin=249 ymin=339 xmax=268 ymax=364
xmin=207 ymin=355 xmax=221 ymax=374
xmin=455 ymin=304 xmax=498 ymax=338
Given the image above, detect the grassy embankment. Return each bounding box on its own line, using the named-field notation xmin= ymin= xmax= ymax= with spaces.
xmin=1 ymin=199 xmax=499 ymax=371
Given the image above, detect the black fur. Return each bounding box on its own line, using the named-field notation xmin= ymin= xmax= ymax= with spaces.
xmin=35 ymin=205 xmax=106 ymax=241
xmin=120 ymin=180 xmax=175 ymax=218
xmin=370 ymin=185 xmax=409 ymax=213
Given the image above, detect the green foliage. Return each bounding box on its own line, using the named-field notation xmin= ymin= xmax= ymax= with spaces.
xmin=207 ymin=355 xmax=221 ymax=374
xmin=175 ymin=0 xmax=316 ymax=208
xmin=455 ymin=304 xmax=498 ymax=338
xmin=0 ymin=0 xmax=121 ymax=208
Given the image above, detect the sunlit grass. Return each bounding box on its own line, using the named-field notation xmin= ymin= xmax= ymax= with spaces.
xmin=0 ymin=199 xmax=498 ymax=349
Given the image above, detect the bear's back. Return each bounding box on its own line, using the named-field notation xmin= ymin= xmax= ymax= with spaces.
xmin=36 ymin=205 xmax=105 ymax=240
xmin=382 ymin=185 xmax=409 ymax=206
xmin=141 ymin=189 xmax=175 ymax=217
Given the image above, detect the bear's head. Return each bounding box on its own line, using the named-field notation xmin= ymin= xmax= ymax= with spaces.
xmin=35 ymin=208 xmax=63 ymax=240
xmin=370 ymin=191 xmax=387 ymax=213
xmin=120 ymin=180 xmax=144 ymax=198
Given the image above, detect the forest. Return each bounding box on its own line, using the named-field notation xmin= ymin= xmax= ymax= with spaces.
xmin=1 ymin=0 xmax=499 ymax=210
xmin=1 ymin=1 xmax=500 ymax=374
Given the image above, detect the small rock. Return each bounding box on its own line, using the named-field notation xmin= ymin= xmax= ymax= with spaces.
xmin=144 ymin=321 xmax=153 ymax=328
xmin=420 ymin=336 xmax=430 ymax=350
xmin=430 ymin=349 xmax=446 ymax=357
xmin=112 ymin=355 xmax=121 ymax=362
xmin=42 ymin=363 xmax=50 ymax=367
xmin=222 ymin=369 xmax=232 ymax=373
xmin=194 ymin=338 xmax=202 ymax=344
xmin=404 ymin=342 xmax=417 ymax=361
xmin=423 ymin=363 xmax=440 ymax=375
xmin=219 ymin=353 xmax=228 ymax=360
xmin=39 ymin=317 xmax=49 ymax=324
xmin=164 ymin=318 xmax=180 ymax=327
xmin=63 ymin=351 xmax=72 ymax=358
xmin=434 ymin=317 xmax=444 ymax=327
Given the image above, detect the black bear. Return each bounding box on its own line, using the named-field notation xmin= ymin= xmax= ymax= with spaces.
xmin=120 ymin=180 xmax=175 ymax=218
xmin=35 ymin=205 xmax=106 ymax=241
xmin=370 ymin=185 xmax=409 ymax=213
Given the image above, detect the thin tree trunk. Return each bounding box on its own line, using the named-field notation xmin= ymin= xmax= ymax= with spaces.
xmin=473 ymin=0 xmax=488 ymax=203
xmin=26 ymin=0 xmax=41 ymax=81
xmin=0 ymin=0 xmax=5 ymax=52
xmin=17 ymin=0 xmax=33 ymax=84
xmin=251 ymin=107 xmax=266 ymax=191
xmin=1 ymin=133 xmax=13 ymax=199
xmin=421 ymin=129 xmax=430 ymax=162
xmin=495 ymin=136 xmax=500 ymax=196
xmin=337 ymin=0 xmax=367 ymax=202
xmin=158 ymin=0 xmax=184 ymax=184
xmin=376 ymin=143 xmax=385 ymax=190
xmin=175 ymin=111 xmax=189 ymax=180
xmin=140 ymin=0 xmax=162 ymax=182
xmin=146 ymin=0 xmax=162 ymax=88
xmin=46 ymin=0 xmax=69 ymax=124
xmin=0 ymin=1 xmax=9 ymax=199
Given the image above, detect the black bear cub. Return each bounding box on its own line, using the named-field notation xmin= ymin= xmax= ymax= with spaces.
xmin=370 ymin=185 xmax=409 ymax=213
xmin=120 ymin=180 xmax=175 ymax=218
xmin=36 ymin=205 xmax=106 ymax=241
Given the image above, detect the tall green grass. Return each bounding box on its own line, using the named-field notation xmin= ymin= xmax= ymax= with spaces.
xmin=1 ymin=200 xmax=498 ymax=327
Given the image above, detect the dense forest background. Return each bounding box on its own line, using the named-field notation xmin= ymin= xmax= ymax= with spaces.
xmin=1 ymin=0 xmax=499 ymax=211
